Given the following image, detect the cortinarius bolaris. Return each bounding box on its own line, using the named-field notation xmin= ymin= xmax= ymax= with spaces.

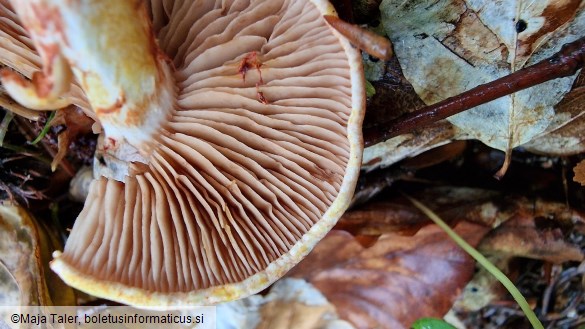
xmin=0 ymin=0 xmax=365 ymax=307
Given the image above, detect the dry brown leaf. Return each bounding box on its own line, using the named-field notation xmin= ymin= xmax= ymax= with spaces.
xmin=347 ymin=187 xmax=585 ymax=236
xmin=455 ymin=210 xmax=584 ymax=312
xmin=288 ymin=223 xmax=490 ymax=329
xmin=336 ymin=188 xmax=585 ymax=318
xmin=400 ymin=141 xmax=467 ymax=170
xmin=380 ymin=0 xmax=584 ymax=161
xmin=48 ymin=106 xmax=93 ymax=171
xmin=574 ymin=159 xmax=585 ymax=186
xmin=339 ymin=200 xmax=431 ymax=236
xmin=344 ymin=188 xmax=500 ymax=235
xmin=479 ymin=212 xmax=584 ymax=263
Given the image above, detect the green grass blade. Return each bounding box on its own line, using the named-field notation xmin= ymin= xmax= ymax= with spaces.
xmin=30 ymin=110 xmax=56 ymax=145
xmin=406 ymin=195 xmax=544 ymax=329
xmin=0 ymin=111 xmax=15 ymax=147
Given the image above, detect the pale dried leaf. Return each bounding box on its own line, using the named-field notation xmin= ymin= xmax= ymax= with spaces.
xmin=380 ymin=0 xmax=584 ymax=155
xmin=525 ymin=114 xmax=585 ymax=155
xmin=216 ymin=278 xmax=354 ymax=329
xmin=0 ymin=203 xmax=75 ymax=306
xmin=525 ymin=72 xmax=585 ymax=155
xmin=452 ymin=255 xmax=510 ymax=312
xmin=362 ymin=121 xmax=456 ymax=171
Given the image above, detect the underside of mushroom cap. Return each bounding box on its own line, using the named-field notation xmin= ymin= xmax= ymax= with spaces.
xmin=2 ymin=0 xmax=365 ymax=307
xmin=0 ymin=0 xmax=91 ymax=115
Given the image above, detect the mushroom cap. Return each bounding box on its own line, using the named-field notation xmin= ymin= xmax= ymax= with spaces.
xmin=0 ymin=0 xmax=91 ymax=116
xmin=1 ymin=0 xmax=365 ymax=307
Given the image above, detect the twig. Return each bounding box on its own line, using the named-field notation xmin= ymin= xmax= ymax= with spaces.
xmin=364 ymin=37 xmax=585 ymax=147
xmin=324 ymin=15 xmax=393 ymax=61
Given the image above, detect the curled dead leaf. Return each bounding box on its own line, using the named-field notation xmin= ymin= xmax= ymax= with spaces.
xmin=479 ymin=212 xmax=584 ymax=264
xmin=288 ymin=223 xmax=490 ymax=329
xmin=454 ymin=207 xmax=584 ymax=312
xmin=0 ymin=202 xmax=75 ymax=306
xmin=452 ymin=255 xmax=511 ymax=312
xmin=47 ymin=106 xmax=94 ymax=171
xmin=346 ymin=187 xmax=585 ymax=237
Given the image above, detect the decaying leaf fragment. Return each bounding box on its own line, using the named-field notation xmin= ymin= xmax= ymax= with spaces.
xmin=454 ymin=205 xmax=585 ymax=312
xmin=574 ymin=159 xmax=585 ymax=185
xmin=216 ymin=278 xmax=354 ymax=329
xmin=45 ymin=106 xmax=94 ymax=171
xmin=480 ymin=212 xmax=584 ymax=264
xmin=337 ymin=187 xmax=585 ymax=319
xmin=346 ymin=187 xmax=585 ymax=236
xmin=344 ymin=187 xmax=501 ymax=235
xmin=525 ymin=72 xmax=585 ymax=156
xmin=362 ymin=121 xmax=456 ymax=171
xmin=380 ymin=0 xmax=584 ymax=164
xmin=0 ymin=202 xmax=74 ymax=306
xmin=288 ymin=223 xmax=489 ymax=329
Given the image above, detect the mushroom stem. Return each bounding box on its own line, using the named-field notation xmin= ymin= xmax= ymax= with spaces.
xmin=1 ymin=0 xmax=174 ymax=155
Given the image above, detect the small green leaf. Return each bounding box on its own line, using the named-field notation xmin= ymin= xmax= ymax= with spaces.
xmin=412 ymin=317 xmax=456 ymax=329
xmin=365 ymin=80 xmax=376 ymax=97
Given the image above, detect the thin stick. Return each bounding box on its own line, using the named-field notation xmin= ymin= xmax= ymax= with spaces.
xmin=324 ymin=15 xmax=393 ymax=61
xmin=364 ymin=37 xmax=585 ymax=147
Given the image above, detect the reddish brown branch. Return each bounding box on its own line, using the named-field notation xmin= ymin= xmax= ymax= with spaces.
xmin=364 ymin=37 xmax=585 ymax=147
xmin=324 ymin=15 xmax=393 ymax=61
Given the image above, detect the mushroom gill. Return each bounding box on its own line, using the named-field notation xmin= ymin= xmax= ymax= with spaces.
xmin=1 ymin=0 xmax=365 ymax=307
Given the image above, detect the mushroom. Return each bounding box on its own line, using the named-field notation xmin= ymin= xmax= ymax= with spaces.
xmin=0 ymin=0 xmax=365 ymax=307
